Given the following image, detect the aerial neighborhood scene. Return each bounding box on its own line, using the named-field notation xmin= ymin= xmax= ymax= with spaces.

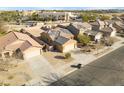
xmin=0 ymin=7 xmax=124 ymax=86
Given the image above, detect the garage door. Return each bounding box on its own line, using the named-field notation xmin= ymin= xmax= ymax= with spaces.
xmin=63 ymin=44 xmax=74 ymax=53
xmin=23 ymin=48 xmax=42 ymax=60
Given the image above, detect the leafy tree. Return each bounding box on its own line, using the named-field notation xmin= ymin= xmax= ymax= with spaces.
xmin=0 ymin=22 xmax=7 ymax=36
xmin=81 ymin=13 xmax=97 ymax=22
xmin=82 ymin=15 xmax=89 ymax=22
xmin=0 ymin=11 xmax=21 ymax=22
xmin=77 ymin=34 xmax=91 ymax=45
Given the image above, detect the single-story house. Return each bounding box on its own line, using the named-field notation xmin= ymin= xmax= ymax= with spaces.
xmin=54 ymin=36 xmax=77 ymax=53
xmin=57 ymin=22 xmax=70 ymax=29
xmin=40 ymin=27 xmax=74 ymax=45
xmin=100 ymin=27 xmax=117 ymax=37
xmin=83 ymin=30 xmax=103 ymax=42
xmin=24 ymin=26 xmax=45 ymax=38
xmin=0 ymin=31 xmax=43 ymax=60
xmin=113 ymin=21 xmax=124 ymax=32
xmin=111 ymin=16 xmax=123 ymax=22
xmin=25 ymin=21 xmax=37 ymax=27
xmin=67 ymin=22 xmax=92 ymax=38
xmin=91 ymin=19 xmax=105 ymax=30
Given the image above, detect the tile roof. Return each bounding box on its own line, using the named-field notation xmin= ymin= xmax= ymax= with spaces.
xmin=115 ymin=21 xmax=124 ymax=29
xmin=100 ymin=27 xmax=115 ymax=33
xmin=46 ymin=27 xmax=73 ymax=40
xmin=91 ymin=19 xmax=105 ymax=26
xmin=0 ymin=31 xmax=42 ymax=52
xmin=5 ymin=40 xmax=31 ymax=52
xmin=13 ymin=32 xmax=41 ymax=47
xmin=84 ymin=30 xmax=99 ymax=36
xmin=25 ymin=27 xmax=44 ymax=37
xmin=54 ymin=36 xmax=70 ymax=45
xmin=71 ymin=22 xmax=91 ymax=30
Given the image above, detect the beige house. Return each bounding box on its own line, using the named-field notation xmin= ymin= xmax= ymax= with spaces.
xmin=113 ymin=21 xmax=124 ymax=32
xmin=84 ymin=30 xmax=103 ymax=42
xmin=24 ymin=26 xmax=45 ymax=38
xmin=41 ymin=27 xmax=74 ymax=45
xmin=54 ymin=36 xmax=77 ymax=53
xmin=0 ymin=31 xmax=43 ymax=60
xmin=100 ymin=27 xmax=117 ymax=37
xmin=91 ymin=19 xmax=105 ymax=30
xmin=67 ymin=22 xmax=92 ymax=38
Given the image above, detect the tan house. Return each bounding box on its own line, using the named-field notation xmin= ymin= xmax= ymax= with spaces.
xmin=54 ymin=36 xmax=77 ymax=53
xmin=67 ymin=22 xmax=92 ymax=38
xmin=84 ymin=30 xmax=103 ymax=42
xmin=24 ymin=26 xmax=45 ymax=38
xmin=41 ymin=27 xmax=74 ymax=45
xmin=0 ymin=31 xmax=43 ymax=60
xmin=113 ymin=21 xmax=124 ymax=32
xmin=91 ymin=19 xmax=106 ymax=30
xmin=100 ymin=27 xmax=117 ymax=37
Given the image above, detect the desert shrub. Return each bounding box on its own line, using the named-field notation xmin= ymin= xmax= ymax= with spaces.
xmin=0 ymin=82 xmax=3 ymax=86
xmin=65 ymin=53 xmax=71 ymax=59
xmin=8 ymin=75 xmax=14 ymax=80
xmin=4 ymin=83 xmax=10 ymax=86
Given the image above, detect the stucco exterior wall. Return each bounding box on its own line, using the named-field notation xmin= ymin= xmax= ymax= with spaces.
xmin=23 ymin=47 xmax=42 ymax=60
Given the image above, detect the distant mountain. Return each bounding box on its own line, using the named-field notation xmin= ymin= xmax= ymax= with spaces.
xmin=0 ymin=7 xmax=124 ymax=11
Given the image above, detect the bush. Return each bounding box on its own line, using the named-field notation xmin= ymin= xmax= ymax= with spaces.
xmin=77 ymin=34 xmax=91 ymax=45
xmin=99 ymin=15 xmax=110 ymax=21
xmin=105 ymin=37 xmax=114 ymax=46
xmin=81 ymin=14 xmax=97 ymax=22
xmin=8 ymin=75 xmax=14 ymax=80
xmin=65 ymin=53 xmax=71 ymax=59
xmin=4 ymin=83 xmax=10 ymax=86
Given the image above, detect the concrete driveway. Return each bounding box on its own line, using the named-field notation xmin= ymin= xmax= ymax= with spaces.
xmin=51 ymin=46 xmax=124 ymax=86
xmin=25 ymin=55 xmax=62 ymax=85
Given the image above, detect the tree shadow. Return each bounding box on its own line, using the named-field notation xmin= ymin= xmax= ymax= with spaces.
xmin=54 ymin=56 xmax=65 ymax=59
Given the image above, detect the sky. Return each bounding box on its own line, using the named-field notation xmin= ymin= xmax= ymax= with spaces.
xmin=0 ymin=7 xmax=124 ymax=10
xmin=0 ymin=0 xmax=124 ymax=7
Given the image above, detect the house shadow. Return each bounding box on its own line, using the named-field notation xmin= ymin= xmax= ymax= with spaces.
xmin=54 ymin=56 xmax=65 ymax=59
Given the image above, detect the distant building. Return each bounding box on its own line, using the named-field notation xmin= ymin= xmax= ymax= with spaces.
xmin=38 ymin=12 xmax=70 ymax=22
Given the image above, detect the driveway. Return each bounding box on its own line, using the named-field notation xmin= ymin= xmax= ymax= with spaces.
xmin=25 ymin=55 xmax=62 ymax=85
xmin=51 ymin=46 xmax=124 ymax=86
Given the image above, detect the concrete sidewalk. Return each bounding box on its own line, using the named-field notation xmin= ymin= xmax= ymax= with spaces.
xmin=57 ymin=36 xmax=124 ymax=77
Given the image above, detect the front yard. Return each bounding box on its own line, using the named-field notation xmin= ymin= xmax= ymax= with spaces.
xmin=43 ymin=51 xmax=74 ymax=68
xmin=0 ymin=58 xmax=33 ymax=86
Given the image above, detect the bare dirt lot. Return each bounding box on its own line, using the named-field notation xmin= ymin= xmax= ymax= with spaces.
xmin=0 ymin=59 xmax=33 ymax=86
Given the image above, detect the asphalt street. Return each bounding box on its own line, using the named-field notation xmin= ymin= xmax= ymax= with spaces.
xmin=51 ymin=46 xmax=124 ymax=86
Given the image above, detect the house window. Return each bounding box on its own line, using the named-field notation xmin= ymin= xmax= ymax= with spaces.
xmin=0 ymin=53 xmax=2 ymax=57
xmin=4 ymin=52 xmax=10 ymax=58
